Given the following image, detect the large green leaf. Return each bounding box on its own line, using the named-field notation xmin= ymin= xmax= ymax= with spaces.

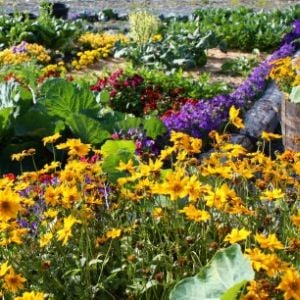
xmin=169 ymin=244 xmax=254 ymax=300
xmin=40 ymin=78 xmax=99 ymax=119
xmin=101 ymin=140 xmax=136 ymax=182
xmin=66 ymin=113 xmax=111 ymax=145
xmin=14 ymin=108 xmax=55 ymax=138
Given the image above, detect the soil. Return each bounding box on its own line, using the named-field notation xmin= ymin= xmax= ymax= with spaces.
xmin=70 ymin=48 xmax=264 ymax=89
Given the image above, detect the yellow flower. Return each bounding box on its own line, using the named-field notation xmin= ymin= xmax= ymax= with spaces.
xmin=291 ymin=210 xmax=300 ymax=228
xmin=179 ymin=204 xmax=210 ymax=222
xmin=116 ymin=159 xmax=135 ymax=174
xmin=56 ymin=139 xmax=91 ymax=157
xmin=39 ymin=232 xmax=53 ymax=248
xmin=158 ymin=170 xmax=189 ymax=201
xmin=255 ymin=233 xmax=284 ymax=251
xmin=152 ymin=207 xmax=163 ymax=219
xmin=260 ymin=188 xmax=285 ymax=201
xmin=15 ymin=291 xmax=45 ymax=300
xmin=229 ymin=106 xmax=244 ymax=129
xmin=57 ymin=215 xmax=80 ymax=245
xmin=0 ymin=261 xmax=11 ymax=277
xmin=106 ymin=228 xmax=122 ymax=239
xmin=261 ymin=131 xmax=282 ymax=141
xmin=277 ymin=268 xmax=300 ymax=300
xmin=0 ymin=189 xmax=21 ymax=221
xmin=3 ymin=269 xmax=26 ymax=293
xmin=42 ymin=133 xmax=62 ymax=145
xmin=224 ymin=228 xmax=251 ymax=244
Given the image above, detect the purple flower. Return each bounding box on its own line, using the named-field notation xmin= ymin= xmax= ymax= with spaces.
xmin=162 ymin=22 xmax=297 ymax=137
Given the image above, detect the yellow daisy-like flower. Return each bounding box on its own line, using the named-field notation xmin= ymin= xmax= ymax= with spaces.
xmin=3 ymin=269 xmax=26 ymax=293
xmin=277 ymin=268 xmax=300 ymax=300
xmin=0 ymin=261 xmax=11 ymax=277
xmin=178 ymin=204 xmax=210 ymax=222
xmin=57 ymin=215 xmax=80 ymax=246
xmin=42 ymin=132 xmax=62 ymax=146
xmin=39 ymin=232 xmax=53 ymax=248
xmin=255 ymin=233 xmax=284 ymax=251
xmin=229 ymin=106 xmax=245 ymax=129
xmin=261 ymin=131 xmax=282 ymax=141
xmin=15 ymin=291 xmax=45 ymax=300
xmin=106 ymin=228 xmax=122 ymax=239
xmin=260 ymin=188 xmax=285 ymax=201
xmin=0 ymin=189 xmax=21 ymax=221
xmin=223 ymin=228 xmax=251 ymax=244
xmin=56 ymin=139 xmax=91 ymax=157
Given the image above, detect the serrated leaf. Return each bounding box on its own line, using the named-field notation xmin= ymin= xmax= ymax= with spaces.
xmin=169 ymin=244 xmax=254 ymax=300
xmin=66 ymin=113 xmax=110 ymax=145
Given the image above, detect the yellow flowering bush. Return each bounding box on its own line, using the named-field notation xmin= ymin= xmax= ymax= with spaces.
xmin=1 ymin=128 xmax=300 ymax=298
xmin=72 ymin=33 xmax=128 ymax=69
xmin=269 ymin=56 xmax=300 ymax=94
xmin=0 ymin=42 xmax=51 ymax=65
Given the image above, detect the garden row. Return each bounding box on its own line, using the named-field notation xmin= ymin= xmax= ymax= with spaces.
xmin=1 ymin=3 xmax=300 ymax=299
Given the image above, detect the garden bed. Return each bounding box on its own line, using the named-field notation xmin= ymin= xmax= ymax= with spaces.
xmin=0 ymin=4 xmax=300 ymax=300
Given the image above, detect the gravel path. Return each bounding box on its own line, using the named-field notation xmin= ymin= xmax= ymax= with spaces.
xmin=2 ymin=0 xmax=300 ymax=16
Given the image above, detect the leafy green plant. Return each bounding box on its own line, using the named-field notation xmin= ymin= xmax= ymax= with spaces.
xmin=189 ymin=5 xmax=300 ymax=51
xmin=169 ymin=244 xmax=254 ymax=300
xmin=221 ymin=55 xmax=259 ymax=77
xmin=115 ymin=28 xmax=219 ymax=71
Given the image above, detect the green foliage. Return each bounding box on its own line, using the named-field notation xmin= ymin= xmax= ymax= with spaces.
xmin=221 ymin=55 xmax=259 ymax=77
xmin=0 ymin=12 xmax=85 ymax=53
xmin=66 ymin=113 xmax=111 ymax=145
xmin=115 ymin=28 xmax=219 ymax=71
xmin=289 ymin=85 xmax=300 ymax=103
xmin=101 ymin=140 xmax=136 ymax=182
xmin=169 ymin=244 xmax=254 ymax=300
xmin=192 ymin=5 xmax=300 ymax=51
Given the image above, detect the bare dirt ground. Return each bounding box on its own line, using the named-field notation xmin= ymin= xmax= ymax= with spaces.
xmin=70 ymin=48 xmax=263 ymax=89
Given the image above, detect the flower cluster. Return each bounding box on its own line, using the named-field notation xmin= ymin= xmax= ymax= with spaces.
xmin=269 ymin=56 xmax=300 ymax=93
xmin=72 ymin=33 xmax=128 ymax=69
xmin=0 ymin=127 xmax=300 ymax=298
xmin=162 ymin=22 xmax=300 ymax=137
xmin=91 ymin=69 xmax=200 ymax=116
xmin=0 ymin=42 xmax=51 ymax=65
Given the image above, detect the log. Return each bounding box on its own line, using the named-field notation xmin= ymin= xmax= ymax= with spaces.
xmin=241 ymin=82 xmax=284 ymax=139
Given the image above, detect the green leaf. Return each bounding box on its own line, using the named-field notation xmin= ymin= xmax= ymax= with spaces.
xmin=66 ymin=113 xmax=111 ymax=145
xmin=290 ymin=86 xmax=300 ymax=104
xmin=14 ymin=108 xmax=55 ymax=138
xmin=0 ymin=107 xmax=12 ymax=138
xmin=96 ymin=89 xmax=110 ymax=105
xmin=143 ymin=117 xmax=167 ymax=139
xmin=40 ymin=78 xmax=99 ymax=119
xmin=101 ymin=140 xmax=136 ymax=182
xmin=169 ymin=244 xmax=254 ymax=300
xmin=220 ymin=280 xmax=247 ymax=300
